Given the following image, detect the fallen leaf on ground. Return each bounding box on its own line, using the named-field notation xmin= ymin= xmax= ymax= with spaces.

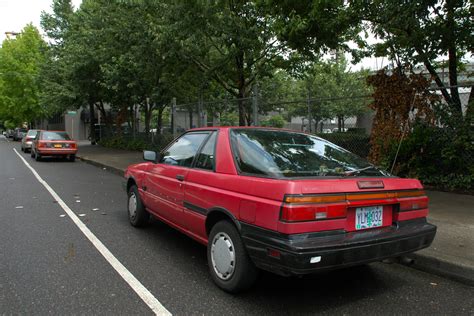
xmin=60 ymin=214 xmax=66 ymax=217
xmin=78 ymin=214 xmax=86 ymax=217
xmin=430 ymin=282 xmax=438 ymax=286
xmin=15 ymin=206 xmax=24 ymax=209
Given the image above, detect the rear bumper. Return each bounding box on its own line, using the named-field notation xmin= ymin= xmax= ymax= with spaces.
xmin=241 ymin=218 xmax=436 ymax=276
xmin=37 ymin=149 xmax=77 ymax=156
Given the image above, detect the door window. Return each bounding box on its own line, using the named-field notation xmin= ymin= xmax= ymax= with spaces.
xmin=160 ymin=132 xmax=209 ymax=167
xmin=194 ymin=132 xmax=217 ymax=171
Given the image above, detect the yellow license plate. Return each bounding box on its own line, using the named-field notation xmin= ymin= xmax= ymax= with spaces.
xmin=54 ymin=144 xmax=62 ymax=148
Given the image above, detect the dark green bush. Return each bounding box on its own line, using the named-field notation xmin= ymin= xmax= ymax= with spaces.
xmin=382 ymin=122 xmax=474 ymax=191
xmin=99 ymin=133 xmax=175 ymax=153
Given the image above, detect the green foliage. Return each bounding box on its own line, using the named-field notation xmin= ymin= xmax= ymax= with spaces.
xmin=0 ymin=24 xmax=47 ymax=125
xmin=219 ymin=112 xmax=239 ymax=126
xmin=166 ymin=1 xmax=287 ymax=125
xmin=261 ymin=114 xmax=286 ymax=128
xmin=262 ymin=1 xmax=364 ymax=61
xmin=349 ymin=0 xmax=472 ymax=118
xmin=382 ymin=122 xmax=474 ymax=191
xmin=99 ymin=133 xmax=175 ymax=152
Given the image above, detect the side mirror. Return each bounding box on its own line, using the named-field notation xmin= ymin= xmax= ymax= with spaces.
xmin=143 ymin=150 xmax=159 ymax=163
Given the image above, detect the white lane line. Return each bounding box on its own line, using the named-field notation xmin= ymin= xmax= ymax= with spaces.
xmin=13 ymin=148 xmax=171 ymax=316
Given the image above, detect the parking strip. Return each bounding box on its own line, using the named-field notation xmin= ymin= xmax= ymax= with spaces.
xmin=13 ymin=148 xmax=171 ymax=316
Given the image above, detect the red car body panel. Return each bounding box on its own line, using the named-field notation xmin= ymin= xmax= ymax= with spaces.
xmin=124 ymin=127 xmax=436 ymax=276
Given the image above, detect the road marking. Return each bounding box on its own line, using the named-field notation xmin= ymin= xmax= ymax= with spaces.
xmin=13 ymin=148 xmax=171 ymax=316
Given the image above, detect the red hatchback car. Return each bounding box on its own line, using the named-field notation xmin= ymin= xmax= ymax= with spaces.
xmin=31 ymin=130 xmax=78 ymax=162
xmin=124 ymin=127 xmax=436 ymax=292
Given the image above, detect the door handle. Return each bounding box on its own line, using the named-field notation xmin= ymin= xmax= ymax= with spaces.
xmin=176 ymin=174 xmax=185 ymax=181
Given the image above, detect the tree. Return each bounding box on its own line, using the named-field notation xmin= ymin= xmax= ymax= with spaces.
xmin=350 ymin=0 xmax=473 ymax=120
xmin=261 ymin=1 xmax=364 ymax=60
xmin=166 ymin=1 xmax=286 ymax=125
xmin=0 ymin=24 xmax=47 ymax=126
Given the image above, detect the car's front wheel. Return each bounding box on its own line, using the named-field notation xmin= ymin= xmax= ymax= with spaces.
xmin=127 ymin=185 xmax=149 ymax=227
xmin=34 ymin=151 xmax=41 ymax=161
xmin=207 ymin=220 xmax=258 ymax=293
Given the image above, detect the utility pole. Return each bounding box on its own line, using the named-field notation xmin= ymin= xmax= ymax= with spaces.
xmin=172 ymin=97 xmax=177 ymax=137
xmin=252 ymin=85 xmax=259 ymax=126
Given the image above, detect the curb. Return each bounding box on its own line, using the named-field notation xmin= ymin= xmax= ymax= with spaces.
xmin=402 ymin=253 xmax=474 ymax=286
xmin=76 ymin=155 xmax=125 ymax=177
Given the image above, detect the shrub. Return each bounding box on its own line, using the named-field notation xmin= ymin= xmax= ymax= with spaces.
xmin=261 ymin=115 xmax=286 ymax=128
xmin=382 ymin=122 xmax=474 ymax=191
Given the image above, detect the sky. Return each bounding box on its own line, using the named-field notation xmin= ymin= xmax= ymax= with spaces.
xmin=0 ymin=0 xmax=82 ymax=43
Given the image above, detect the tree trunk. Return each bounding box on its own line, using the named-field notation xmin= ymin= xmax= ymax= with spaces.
xmin=156 ymin=106 xmax=164 ymax=135
xmin=188 ymin=108 xmax=193 ymax=129
xmin=89 ymin=102 xmax=96 ymax=144
xmin=446 ymin=0 xmax=462 ymax=118
xmin=144 ymin=102 xmax=151 ymax=141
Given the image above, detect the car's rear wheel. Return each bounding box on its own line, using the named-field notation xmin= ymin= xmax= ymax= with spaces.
xmin=128 ymin=185 xmax=149 ymax=227
xmin=30 ymin=150 xmax=35 ymax=158
xmin=207 ymin=220 xmax=258 ymax=293
xmin=35 ymin=151 xmax=41 ymax=161
xmin=69 ymin=154 xmax=76 ymax=162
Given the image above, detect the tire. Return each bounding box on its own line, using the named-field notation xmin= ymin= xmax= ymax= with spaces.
xmin=127 ymin=185 xmax=149 ymax=227
xmin=69 ymin=154 xmax=76 ymax=162
xmin=31 ymin=150 xmax=35 ymax=158
xmin=35 ymin=151 xmax=41 ymax=161
xmin=21 ymin=146 xmax=24 ymax=152
xmin=207 ymin=220 xmax=258 ymax=293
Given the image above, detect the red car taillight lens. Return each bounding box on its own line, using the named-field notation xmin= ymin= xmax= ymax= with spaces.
xmin=70 ymin=143 xmax=77 ymax=149
xmin=399 ymin=196 xmax=429 ymax=211
xmin=281 ymin=194 xmax=347 ymax=222
xmin=38 ymin=142 xmax=46 ymax=148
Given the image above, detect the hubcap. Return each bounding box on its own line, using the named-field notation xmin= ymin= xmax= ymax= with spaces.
xmin=128 ymin=192 xmax=137 ymax=219
xmin=211 ymin=232 xmax=235 ymax=280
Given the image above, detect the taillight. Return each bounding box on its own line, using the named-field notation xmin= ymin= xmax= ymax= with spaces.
xmin=399 ymin=196 xmax=429 ymax=211
xmin=38 ymin=142 xmax=46 ymax=148
xmin=281 ymin=194 xmax=347 ymax=222
xmin=71 ymin=143 xmax=77 ymax=149
xmin=281 ymin=190 xmax=427 ymax=222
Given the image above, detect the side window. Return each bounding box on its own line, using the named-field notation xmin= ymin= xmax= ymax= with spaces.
xmin=195 ymin=132 xmax=217 ymax=171
xmin=160 ymin=132 xmax=209 ymax=167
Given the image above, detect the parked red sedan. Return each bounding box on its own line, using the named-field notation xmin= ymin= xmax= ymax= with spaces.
xmin=124 ymin=127 xmax=436 ymax=293
xmin=31 ymin=130 xmax=77 ymax=162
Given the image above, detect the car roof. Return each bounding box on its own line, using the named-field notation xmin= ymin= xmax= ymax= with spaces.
xmin=187 ymin=126 xmax=309 ymax=134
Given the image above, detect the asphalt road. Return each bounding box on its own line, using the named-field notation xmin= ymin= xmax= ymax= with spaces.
xmin=1 ymin=135 xmax=473 ymax=315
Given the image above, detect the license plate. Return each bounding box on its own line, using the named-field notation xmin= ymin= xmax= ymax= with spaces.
xmin=355 ymin=206 xmax=383 ymax=230
xmin=54 ymin=144 xmax=62 ymax=148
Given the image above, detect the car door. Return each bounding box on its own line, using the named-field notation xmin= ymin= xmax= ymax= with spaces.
xmin=183 ymin=131 xmax=218 ymax=240
xmin=144 ymin=131 xmax=210 ymax=227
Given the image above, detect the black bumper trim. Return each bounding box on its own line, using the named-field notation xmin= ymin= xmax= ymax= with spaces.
xmin=241 ymin=218 xmax=437 ymax=276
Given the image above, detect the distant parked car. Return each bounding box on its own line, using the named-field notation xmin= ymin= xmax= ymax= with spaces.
xmin=21 ymin=129 xmax=39 ymax=153
xmin=31 ymin=130 xmax=77 ymax=162
xmin=5 ymin=129 xmax=14 ymax=138
xmin=12 ymin=128 xmax=27 ymax=141
xmin=124 ymin=127 xmax=436 ymax=293
xmin=321 ymin=128 xmax=332 ymax=134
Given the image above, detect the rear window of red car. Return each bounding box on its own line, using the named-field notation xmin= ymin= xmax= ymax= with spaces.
xmin=230 ymin=129 xmax=388 ymax=178
xmin=41 ymin=131 xmax=71 ymax=141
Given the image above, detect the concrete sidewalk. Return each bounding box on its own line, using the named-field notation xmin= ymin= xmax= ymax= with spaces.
xmin=76 ymin=142 xmax=474 ymax=286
